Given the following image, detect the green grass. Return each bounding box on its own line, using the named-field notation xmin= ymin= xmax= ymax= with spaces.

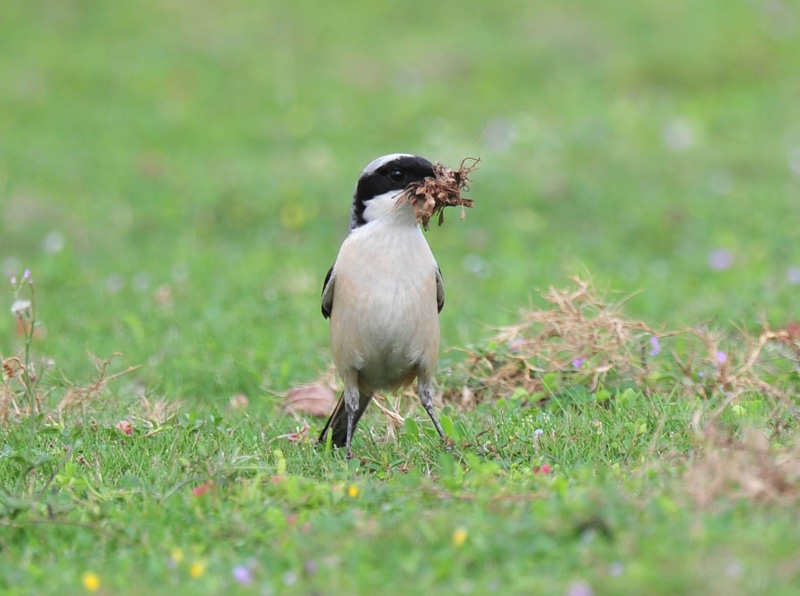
xmin=2 ymin=0 xmax=800 ymax=593
xmin=3 ymin=389 xmax=799 ymax=595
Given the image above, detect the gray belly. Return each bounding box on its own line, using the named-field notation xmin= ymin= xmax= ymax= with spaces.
xmin=351 ymin=293 xmax=430 ymax=390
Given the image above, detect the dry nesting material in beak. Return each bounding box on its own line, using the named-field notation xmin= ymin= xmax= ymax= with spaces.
xmin=395 ymin=158 xmax=479 ymax=230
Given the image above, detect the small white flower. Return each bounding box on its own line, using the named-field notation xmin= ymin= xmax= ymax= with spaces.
xmin=789 ymin=148 xmax=800 ymax=178
xmin=43 ymin=230 xmax=65 ymax=254
xmin=484 ymin=118 xmax=517 ymax=152
xmin=282 ymin=571 xmax=297 ymax=586
xmin=608 ymin=561 xmax=625 ymax=577
xmin=132 ymin=272 xmax=151 ymax=293
xmin=462 ymin=254 xmax=491 ymax=279
xmin=10 ymin=299 xmax=31 ymax=318
xmin=663 ymin=117 xmax=695 ymax=151
xmin=105 ymin=274 xmax=125 ymax=294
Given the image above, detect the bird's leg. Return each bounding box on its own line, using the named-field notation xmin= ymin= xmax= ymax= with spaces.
xmin=344 ymin=381 xmax=360 ymax=459
xmin=418 ymin=375 xmax=446 ymax=441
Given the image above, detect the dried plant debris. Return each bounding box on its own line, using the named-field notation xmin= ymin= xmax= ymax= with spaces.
xmin=443 ymin=277 xmax=800 ymax=407
xmin=282 ymin=364 xmax=338 ymax=418
xmin=1 ymin=351 xmax=141 ymax=424
xmin=445 ymin=278 xmax=665 ymax=404
xmin=397 ymin=158 xmax=479 ymax=230
xmin=282 ymin=384 xmax=336 ymax=418
xmin=686 ymin=425 xmax=800 ymax=507
xmin=132 ymin=394 xmax=182 ymax=429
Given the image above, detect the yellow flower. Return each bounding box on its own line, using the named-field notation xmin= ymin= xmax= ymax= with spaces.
xmin=280 ymin=203 xmax=306 ymax=230
xmin=347 ymin=485 xmax=359 ymax=498
xmin=452 ymin=527 xmax=468 ymax=547
xmin=189 ymin=561 xmax=206 ymax=579
xmin=170 ymin=547 xmax=184 ymax=564
xmin=82 ymin=571 xmax=101 ymax=592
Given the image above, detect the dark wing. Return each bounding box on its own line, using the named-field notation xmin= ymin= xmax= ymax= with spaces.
xmin=321 ymin=265 xmax=335 ymax=319
xmin=436 ymin=265 xmax=445 ymax=313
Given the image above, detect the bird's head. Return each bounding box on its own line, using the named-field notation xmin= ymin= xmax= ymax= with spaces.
xmin=349 ymin=153 xmax=435 ymax=231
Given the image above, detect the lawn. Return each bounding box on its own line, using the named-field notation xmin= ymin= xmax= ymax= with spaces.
xmin=2 ymin=0 xmax=800 ymax=594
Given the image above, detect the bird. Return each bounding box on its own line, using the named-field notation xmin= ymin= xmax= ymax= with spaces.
xmin=318 ymin=153 xmax=448 ymax=458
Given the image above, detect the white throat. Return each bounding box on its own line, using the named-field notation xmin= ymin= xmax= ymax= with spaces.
xmin=362 ymin=190 xmax=418 ymax=227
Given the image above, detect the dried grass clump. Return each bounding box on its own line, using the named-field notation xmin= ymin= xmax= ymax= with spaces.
xmin=686 ymin=424 xmax=800 ymax=507
xmin=132 ymin=393 xmax=182 ymax=430
xmin=1 ymin=356 xmax=36 ymax=421
xmin=497 ymin=278 xmax=661 ymax=389
xmin=397 ymin=158 xmax=478 ymax=230
xmin=55 ymin=353 xmax=140 ymax=424
xmin=1 ymin=351 xmax=140 ymax=425
xmin=445 ymin=278 xmax=667 ymax=403
xmin=444 ymin=277 xmax=800 ymax=407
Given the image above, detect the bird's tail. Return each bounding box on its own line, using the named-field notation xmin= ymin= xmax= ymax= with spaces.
xmin=318 ymin=390 xmax=373 ymax=447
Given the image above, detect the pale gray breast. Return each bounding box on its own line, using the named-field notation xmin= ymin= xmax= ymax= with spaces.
xmin=329 ymin=222 xmax=440 ymax=389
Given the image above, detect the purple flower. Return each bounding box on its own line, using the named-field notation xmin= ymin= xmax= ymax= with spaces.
xmin=787 ymin=266 xmax=800 ymax=286
xmin=566 ymin=581 xmax=594 ymax=596
xmin=508 ymin=337 xmax=526 ymax=353
xmin=708 ymin=249 xmax=733 ymax=271
xmin=715 ymin=351 xmax=727 ymax=364
xmin=22 ymin=269 xmax=31 ymax=281
xmin=232 ymin=564 xmax=253 ymax=586
xmin=649 ymin=336 xmax=661 ymax=356
xmin=572 ymin=357 xmax=587 ymax=369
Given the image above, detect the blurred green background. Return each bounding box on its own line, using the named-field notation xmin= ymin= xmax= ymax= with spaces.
xmin=2 ymin=0 xmax=799 ymax=400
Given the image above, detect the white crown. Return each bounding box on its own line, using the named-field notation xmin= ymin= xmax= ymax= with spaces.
xmin=359 ymin=153 xmax=416 ymax=178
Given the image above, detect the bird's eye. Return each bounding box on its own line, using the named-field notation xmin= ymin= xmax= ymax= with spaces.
xmin=388 ymin=169 xmax=404 ymax=182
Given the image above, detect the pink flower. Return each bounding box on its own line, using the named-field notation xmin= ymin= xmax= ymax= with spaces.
xmin=115 ymin=420 xmax=133 ymax=435
xmin=192 ymin=483 xmax=211 ymax=497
